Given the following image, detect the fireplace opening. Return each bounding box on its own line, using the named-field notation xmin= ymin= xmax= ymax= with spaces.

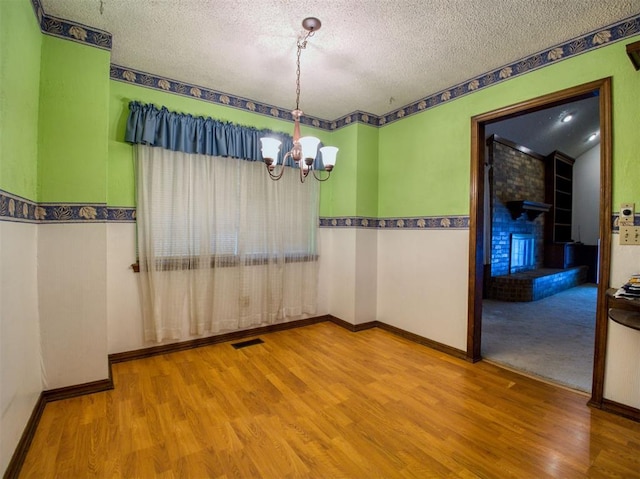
xmin=510 ymin=233 xmax=535 ymax=274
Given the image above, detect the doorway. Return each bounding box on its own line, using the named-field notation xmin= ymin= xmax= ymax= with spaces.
xmin=467 ymin=78 xmax=612 ymax=405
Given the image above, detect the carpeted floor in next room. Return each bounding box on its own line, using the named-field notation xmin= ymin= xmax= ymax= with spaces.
xmin=482 ymin=283 xmax=597 ymax=392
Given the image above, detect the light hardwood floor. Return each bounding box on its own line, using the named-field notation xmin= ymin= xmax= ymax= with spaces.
xmin=20 ymin=322 xmax=640 ymax=478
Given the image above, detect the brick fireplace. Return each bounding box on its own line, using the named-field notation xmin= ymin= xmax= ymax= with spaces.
xmin=486 ymin=136 xmax=585 ymax=302
xmin=510 ymin=233 xmax=535 ymax=273
xmin=489 ymin=137 xmax=545 ymax=278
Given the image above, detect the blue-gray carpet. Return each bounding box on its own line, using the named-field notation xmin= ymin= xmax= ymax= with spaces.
xmin=482 ymin=284 xmax=597 ymax=392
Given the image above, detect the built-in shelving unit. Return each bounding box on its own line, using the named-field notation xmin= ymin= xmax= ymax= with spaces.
xmin=545 ymin=151 xmax=575 ymax=243
xmin=545 ymin=151 xmax=575 ymax=268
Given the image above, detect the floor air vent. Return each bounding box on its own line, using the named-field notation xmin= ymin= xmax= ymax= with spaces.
xmin=231 ymin=338 xmax=264 ymax=349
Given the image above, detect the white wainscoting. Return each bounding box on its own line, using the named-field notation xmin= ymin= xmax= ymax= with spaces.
xmin=604 ymin=321 xmax=640 ymax=409
xmin=355 ymin=228 xmax=378 ymax=325
xmin=604 ymin=240 xmax=640 ymax=409
xmin=106 ymin=222 xmax=144 ymax=354
xmin=376 ymin=228 xmax=469 ymax=351
xmin=107 ymin=224 xmax=469 ymax=354
xmin=1 ymin=221 xmax=41 ymax=473
xmin=318 ymin=227 xmax=379 ymax=325
xmin=38 ymin=223 xmax=109 ymax=389
xmin=321 ymin=227 xmax=357 ymax=323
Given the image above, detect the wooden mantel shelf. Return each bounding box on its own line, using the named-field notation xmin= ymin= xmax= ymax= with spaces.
xmin=506 ymin=200 xmax=551 ymax=221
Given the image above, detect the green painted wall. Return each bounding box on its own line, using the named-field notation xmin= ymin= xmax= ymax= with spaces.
xmin=7 ymin=14 xmax=638 ymax=217
xmin=0 ymin=0 xmax=41 ymax=200
xmin=609 ymin=40 xmax=640 ymax=208
xmin=356 ymin=124 xmax=379 ymax=218
xmin=317 ymin=123 xmax=379 ymax=217
xmin=108 ymin=80 xmax=333 ymax=207
xmin=38 ymin=36 xmax=110 ymax=203
xmin=318 ymin=124 xmax=358 ymax=217
xmin=378 ymin=36 xmax=640 ymax=217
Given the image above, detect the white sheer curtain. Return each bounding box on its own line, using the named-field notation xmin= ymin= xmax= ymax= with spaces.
xmin=135 ymin=144 xmax=319 ymax=342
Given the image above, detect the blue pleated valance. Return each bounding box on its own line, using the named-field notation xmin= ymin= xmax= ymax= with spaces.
xmin=125 ymin=101 xmax=322 ymax=168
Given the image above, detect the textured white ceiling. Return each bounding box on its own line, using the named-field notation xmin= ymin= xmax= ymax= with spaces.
xmin=41 ymin=0 xmax=640 ymax=120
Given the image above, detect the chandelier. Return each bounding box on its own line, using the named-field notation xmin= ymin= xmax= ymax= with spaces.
xmin=260 ymin=17 xmax=338 ymax=182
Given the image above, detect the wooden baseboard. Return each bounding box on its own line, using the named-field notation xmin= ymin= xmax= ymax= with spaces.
xmin=327 ymin=315 xmax=466 ymax=359
xmin=3 ymin=393 xmax=46 ymax=479
xmin=42 ymin=377 xmax=114 ymax=402
xmin=328 ymin=315 xmax=377 ymax=332
xmin=589 ymin=398 xmax=640 ymax=423
xmin=4 ymin=368 xmax=115 ymax=478
xmin=110 ymin=315 xmax=460 ymax=365
xmin=109 ymin=315 xmax=330 ymax=363
xmin=374 ymin=322 xmax=468 ymax=360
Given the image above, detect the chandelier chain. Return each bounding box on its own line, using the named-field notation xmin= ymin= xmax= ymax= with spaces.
xmin=295 ymin=30 xmax=314 ymax=111
xmin=260 ymin=19 xmax=336 ymax=183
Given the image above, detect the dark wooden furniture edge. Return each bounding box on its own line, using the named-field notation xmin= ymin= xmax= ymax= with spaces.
xmin=608 ymin=309 xmax=640 ymax=331
xmin=605 ymin=288 xmax=640 ymax=312
xmin=626 ymin=40 xmax=640 ymax=71
xmin=547 ymin=149 xmax=576 ymax=165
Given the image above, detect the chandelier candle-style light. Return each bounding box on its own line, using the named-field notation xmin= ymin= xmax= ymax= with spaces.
xmin=260 ymin=17 xmax=338 ymax=182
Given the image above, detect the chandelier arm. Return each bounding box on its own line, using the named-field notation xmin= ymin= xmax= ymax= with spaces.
xmin=299 ymin=164 xmax=312 ymax=183
xmin=266 ymin=151 xmax=293 ymax=180
xmin=311 ymin=169 xmax=331 ymax=182
xmin=266 ymin=162 xmax=285 ymax=181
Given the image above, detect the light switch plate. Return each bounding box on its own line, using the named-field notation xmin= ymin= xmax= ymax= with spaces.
xmin=620 ymin=226 xmax=640 ymax=245
xmin=620 ymin=203 xmax=635 ymax=226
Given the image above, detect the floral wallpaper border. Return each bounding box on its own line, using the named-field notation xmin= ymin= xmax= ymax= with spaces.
xmin=320 ymin=215 xmax=636 ymax=231
xmin=31 ymin=0 xmax=640 ymax=132
xmin=37 ymin=203 xmax=109 ymax=222
xmin=0 ymin=190 xmax=136 ymax=224
xmin=109 ymin=65 xmax=337 ymax=131
xmin=320 ymin=216 xmax=470 ymax=229
xmin=32 ymin=0 xmax=112 ymax=50
xmin=612 ymin=215 xmax=640 ymax=231
xmin=107 ymin=207 xmax=137 ymax=222
xmin=0 ymin=190 xmax=40 ymax=223
xmin=377 ymin=15 xmax=640 ymax=128
xmin=1 ymin=188 xmax=634 ymax=230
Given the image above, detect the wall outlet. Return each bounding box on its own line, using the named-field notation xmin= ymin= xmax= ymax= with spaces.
xmin=620 ymin=203 xmax=635 ymax=226
xmin=620 ymin=226 xmax=640 ymax=245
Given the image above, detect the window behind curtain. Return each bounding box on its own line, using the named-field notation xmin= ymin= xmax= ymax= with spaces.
xmin=135 ymin=144 xmax=320 ymax=341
